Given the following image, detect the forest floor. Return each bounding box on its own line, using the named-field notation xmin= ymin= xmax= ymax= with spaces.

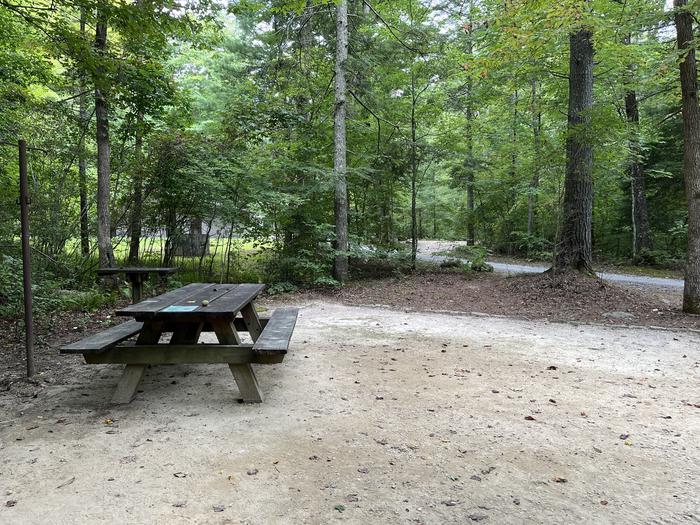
xmin=1 ymin=266 xmax=699 ymax=523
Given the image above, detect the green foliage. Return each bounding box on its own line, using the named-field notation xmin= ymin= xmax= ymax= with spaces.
xmin=0 ymin=0 xmax=692 ymax=319
xmin=0 ymin=255 xmax=112 ymax=319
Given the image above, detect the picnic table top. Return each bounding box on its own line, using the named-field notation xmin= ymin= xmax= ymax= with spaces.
xmin=116 ymin=282 xmax=265 ymax=320
xmin=97 ymin=267 xmax=177 ymax=275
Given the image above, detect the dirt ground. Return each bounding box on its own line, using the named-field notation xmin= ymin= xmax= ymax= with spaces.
xmin=1 ymin=301 xmax=699 ymax=524
xmin=307 ymin=271 xmax=699 ymax=331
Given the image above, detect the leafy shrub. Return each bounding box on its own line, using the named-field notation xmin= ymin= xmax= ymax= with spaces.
xmin=0 ymin=255 xmax=115 ymax=319
xmin=511 ymin=232 xmax=553 ymax=260
xmin=267 ymin=281 xmax=298 ymax=295
xmin=349 ymin=245 xmax=412 ymax=278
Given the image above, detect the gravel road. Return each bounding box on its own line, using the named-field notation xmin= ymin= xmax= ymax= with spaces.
xmin=417 ymin=240 xmax=685 ymax=289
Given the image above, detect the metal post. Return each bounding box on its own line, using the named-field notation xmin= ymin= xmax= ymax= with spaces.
xmin=19 ymin=139 xmax=35 ymax=377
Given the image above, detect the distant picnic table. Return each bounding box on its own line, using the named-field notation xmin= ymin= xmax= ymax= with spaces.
xmin=96 ymin=267 xmax=176 ymax=303
xmin=61 ymin=283 xmax=298 ymax=404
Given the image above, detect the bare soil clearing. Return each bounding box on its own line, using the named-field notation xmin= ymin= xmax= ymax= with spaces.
xmin=1 ymin=302 xmax=699 ymax=524
xmin=303 ymin=271 xmax=699 ymax=331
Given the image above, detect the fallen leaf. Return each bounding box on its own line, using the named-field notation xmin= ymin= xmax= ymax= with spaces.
xmin=56 ymin=477 xmax=75 ymax=489
xmin=524 ymin=416 xmax=536 ymax=421
xmin=173 ymin=472 xmax=187 ymax=478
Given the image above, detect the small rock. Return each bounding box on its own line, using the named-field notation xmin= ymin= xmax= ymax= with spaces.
xmin=246 ymin=469 xmax=258 ymax=476
xmin=442 ymin=500 xmax=459 ymax=507
xmin=212 ymin=505 xmax=225 ymax=512
xmin=173 ymin=501 xmax=187 ymax=508
xmin=470 ymin=475 xmax=482 ymax=481
xmin=5 ymin=500 xmax=17 ymax=508
xmin=468 ymin=514 xmax=488 ymax=521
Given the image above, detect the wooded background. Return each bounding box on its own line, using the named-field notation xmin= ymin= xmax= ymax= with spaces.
xmin=0 ymin=0 xmax=697 ymax=315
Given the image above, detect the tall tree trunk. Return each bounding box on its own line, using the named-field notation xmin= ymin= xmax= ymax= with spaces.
xmin=333 ymin=0 xmax=349 ymax=282
xmin=528 ymin=79 xmax=541 ymax=237
xmin=553 ymin=28 xmax=594 ymax=272
xmin=410 ymin=70 xmax=418 ymax=269
xmin=94 ymin=9 xmax=114 ymax=268
xmin=78 ymin=7 xmax=89 ymax=257
xmin=624 ymin=89 xmax=653 ymax=258
xmin=465 ymin=17 xmax=476 ymax=246
xmin=675 ymin=0 xmax=700 ymax=313
xmin=128 ymin=113 xmax=144 ymax=263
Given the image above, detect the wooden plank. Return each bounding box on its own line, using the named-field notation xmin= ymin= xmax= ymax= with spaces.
xmin=116 ymin=283 xmax=212 ymax=317
xmin=241 ymin=303 xmax=263 ymax=341
xmin=229 ymin=364 xmax=263 ymax=403
xmin=155 ymin=318 xmax=267 ymax=334
xmin=211 ymin=318 xmax=241 ymax=345
xmin=198 ymin=284 xmax=265 ymax=316
xmin=253 ymin=307 xmax=298 ymax=353
xmin=210 ymin=316 xmax=264 ymax=401
xmin=163 ymin=284 xmax=239 ymax=313
xmin=111 ymin=364 xmax=146 ymax=404
xmin=97 ymin=267 xmax=176 ymax=275
xmin=60 ymin=320 xmax=143 ymax=354
xmin=84 ymin=344 xmax=255 ymax=365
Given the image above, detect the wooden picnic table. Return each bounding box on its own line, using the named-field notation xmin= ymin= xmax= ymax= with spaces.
xmin=96 ymin=267 xmax=176 ymax=303
xmin=61 ymin=283 xmax=298 ymax=404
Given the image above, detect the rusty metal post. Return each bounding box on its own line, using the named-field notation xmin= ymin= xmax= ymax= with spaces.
xmin=19 ymin=139 xmax=35 ymax=377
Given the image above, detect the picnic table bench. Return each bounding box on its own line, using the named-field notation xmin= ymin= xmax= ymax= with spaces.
xmin=96 ymin=267 xmax=176 ymax=303
xmin=61 ymin=283 xmax=298 ymax=404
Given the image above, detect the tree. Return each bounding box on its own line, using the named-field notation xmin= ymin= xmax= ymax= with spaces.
xmin=554 ymin=21 xmax=594 ymax=272
xmin=674 ymin=0 xmax=700 ymax=313
xmin=94 ymin=4 xmax=115 ymax=268
xmin=333 ymin=0 xmax=349 ymax=283
xmin=78 ymin=6 xmax=90 ymax=257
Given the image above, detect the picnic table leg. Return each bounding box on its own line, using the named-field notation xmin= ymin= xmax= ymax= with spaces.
xmin=128 ymin=274 xmax=143 ymax=303
xmin=112 ymin=365 xmax=147 ymax=404
xmin=240 ymin=303 xmax=263 ymax=342
xmin=211 ymin=319 xmax=263 ymax=403
xmin=111 ymin=322 xmax=163 ymax=404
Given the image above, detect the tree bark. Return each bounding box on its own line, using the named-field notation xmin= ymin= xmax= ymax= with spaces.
xmin=674 ymin=0 xmax=700 ymax=313
xmin=553 ymin=28 xmax=594 ymax=272
xmin=128 ymin=113 xmax=144 ymax=263
xmin=410 ymin=70 xmax=418 ymax=269
xmin=624 ymin=88 xmax=653 ymax=258
xmin=78 ymin=7 xmax=89 ymax=257
xmin=333 ymin=0 xmax=349 ymax=282
xmin=94 ymin=8 xmax=114 ymax=268
xmin=465 ymin=18 xmax=476 ymax=247
xmin=528 ymin=79 xmax=541 ymax=237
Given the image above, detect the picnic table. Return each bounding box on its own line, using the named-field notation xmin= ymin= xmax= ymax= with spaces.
xmin=61 ymin=283 xmax=298 ymax=404
xmin=96 ymin=267 xmax=176 ymax=303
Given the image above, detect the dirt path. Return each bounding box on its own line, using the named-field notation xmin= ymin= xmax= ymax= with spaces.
xmin=418 ymin=240 xmax=685 ymax=290
xmin=1 ymin=301 xmax=699 ymax=524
